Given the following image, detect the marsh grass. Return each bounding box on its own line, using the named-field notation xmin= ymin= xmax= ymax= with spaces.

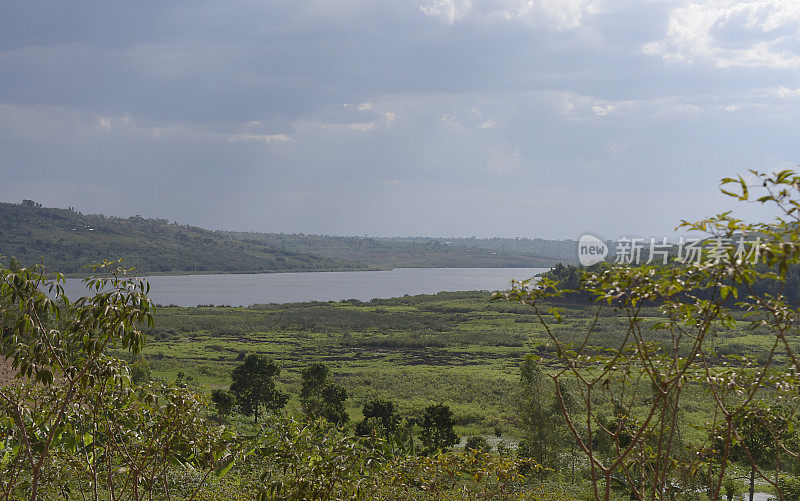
xmin=130 ymin=291 xmax=778 ymax=439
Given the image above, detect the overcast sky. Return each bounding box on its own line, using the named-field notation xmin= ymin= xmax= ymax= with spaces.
xmin=1 ymin=1 xmax=799 ymax=239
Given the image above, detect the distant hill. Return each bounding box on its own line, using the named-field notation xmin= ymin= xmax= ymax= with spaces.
xmin=223 ymin=232 xmax=577 ymax=268
xmin=383 ymin=236 xmax=579 ymax=263
xmin=0 ymin=200 xmax=577 ymax=276
xmin=0 ymin=201 xmax=365 ymax=275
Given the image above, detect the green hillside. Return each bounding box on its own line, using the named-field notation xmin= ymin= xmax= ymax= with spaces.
xmin=224 ymin=232 xmax=572 ymax=268
xmin=0 ymin=200 xmax=572 ymax=276
xmin=385 ymin=236 xmax=579 ymax=262
xmin=0 ymin=201 xmax=365 ymax=275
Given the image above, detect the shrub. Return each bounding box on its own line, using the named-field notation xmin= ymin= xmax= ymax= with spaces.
xmin=777 ymin=474 xmax=800 ymax=501
xmin=465 ymin=436 xmax=491 ymax=453
xmin=212 ymin=389 xmax=236 ymax=419
xmin=130 ymin=356 xmax=152 ymax=384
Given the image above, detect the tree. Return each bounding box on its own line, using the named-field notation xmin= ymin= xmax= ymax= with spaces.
xmin=0 ymin=260 xmax=235 ymax=500
xmin=300 ymin=363 xmax=349 ymax=425
xmin=517 ymin=353 xmax=566 ymax=476
xmin=420 ymin=403 xmax=458 ymax=453
xmin=355 ymin=398 xmax=399 ymax=437
xmin=230 ymin=354 xmax=288 ymax=423
xmin=7 ymin=256 xmax=21 ymax=273
xmin=722 ymin=409 xmax=790 ymax=501
xmin=495 ymin=169 xmax=800 ymax=500
xmin=212 ymin=389 xmax=235 ymax=420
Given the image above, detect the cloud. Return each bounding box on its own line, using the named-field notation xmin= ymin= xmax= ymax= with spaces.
xmin=604 ymin=139 xmax=628 ymax=155
xmin=775 ymin=86 xmax=800 ymax=98
xmin=227 ymin=133 xmax=291 ymax=144
xmin=2 ymin=1 xmax=800 ymax=238
xmin=501 ymin=0 xmax=603 ymax=30
xmin=643 ymin=0 xmax=800 ymax=68
xmin=655 ymin=102 xmax=702 ymax=117
xmin=348 ymin=122 xmax=377 ymax=131
xmin=420 ymin=0 xmax=602 ymax=30
xmin=420 ymin=0 xmax=472 ymax=24
xmin=439 ymin=113 xmax=460 ymax=126
xmin=295 ymin=115 xmax=396 ymax=134
xmin=382 ymin=111 xmax=397 ymax=126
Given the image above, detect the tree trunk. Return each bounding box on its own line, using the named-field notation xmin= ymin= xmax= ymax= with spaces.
xmin=749 ymin=465 xmax=755 ymax=501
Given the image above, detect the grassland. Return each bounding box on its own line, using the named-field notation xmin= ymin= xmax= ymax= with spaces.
xmin=132 ymin=291 xmax=783 ymax=440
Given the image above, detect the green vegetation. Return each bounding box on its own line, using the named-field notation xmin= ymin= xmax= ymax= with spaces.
xmin=0 ymin=261 xmax=557 ymax=500
xmin=355 ymin=398 xmax=400 ymax=438
xmin=211 ymin=388 xmax=235 ymax=419
xmin=490 ymin=170 xmax=800 ymax=500
xmin=8 ymin=169 xmax=800 ymax=500
xmin=0 ymin=262 xmax=237 ymax=500
xmin=230 ymin=354 xmax=288 ymax=422
xmin=420 ymin=403 xmax=459 ymax=453
xmin=140 ymin=290 xmax=557 ymax=435
xmin=299 ymin=362 xmax=349 ymax=425
xmin=0 ymin=201 xmax=365 ymax=275
xmin=0 ymin=200 xmax=576 ymax=276
xmin=224 ymin=232 xmax=573 ymax=268
xmin=136 ymin=288 xmax=794 ymax=445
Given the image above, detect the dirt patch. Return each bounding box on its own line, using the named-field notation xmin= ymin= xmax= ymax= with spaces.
xmin=0 ymin=357 xmax=16 ymax=386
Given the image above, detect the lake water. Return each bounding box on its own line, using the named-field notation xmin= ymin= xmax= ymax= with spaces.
xmin=62 ymin=267 xmax=547 ymax=307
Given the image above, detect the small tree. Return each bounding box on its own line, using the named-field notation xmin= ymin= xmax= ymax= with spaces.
xmin=300 ymin=363 xmax=349 ymax=425
xmin=7 ymin=256 xmax=21 ymax=273
xmin=517 ymin=354 xmax=559 ymax=472
xmin=230 ymin=354 xmax=288 ymax=423
xmin=420 ymin=403 xmax=458 ymax=453
xmin=726 ymin=409 xmax=786 ymax=501
xmin=299 ymin=362 xmax=329 ymax=405
xmin=724 ymin=476 xmax=741 ymax=501
xmin=355 ymin=398 xmax=399 ymax=437
xmin=212 ymin=389 xmax=235 ymax=420
xmin=130 ymin=356 xmax=151 ymax=384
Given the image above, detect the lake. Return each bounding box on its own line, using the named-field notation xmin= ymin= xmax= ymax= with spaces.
xmin=61 ymin=267 xmax=547 ymax=307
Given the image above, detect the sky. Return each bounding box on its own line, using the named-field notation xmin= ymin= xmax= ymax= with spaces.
xmin=1 ymin=0 xmax=799 ymax=240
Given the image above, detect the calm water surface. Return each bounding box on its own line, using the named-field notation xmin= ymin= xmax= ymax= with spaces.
xmin=62 ymin=268 xmax=547 ymax=307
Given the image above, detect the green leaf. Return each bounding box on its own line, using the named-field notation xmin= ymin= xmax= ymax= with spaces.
xmin=215 ymin=455 xmax=236 ymax=477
